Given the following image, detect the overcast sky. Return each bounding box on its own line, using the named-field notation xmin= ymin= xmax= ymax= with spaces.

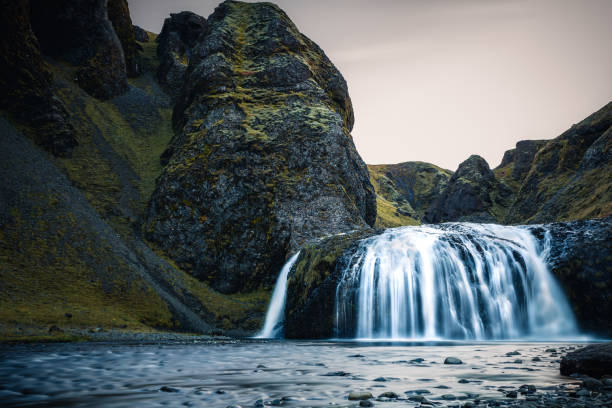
xmin=129 ymin=0 xmax=612 ymax=170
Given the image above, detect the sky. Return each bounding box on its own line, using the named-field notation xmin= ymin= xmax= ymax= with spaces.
xmin=129 ymin=0 xmax=612 ymax=170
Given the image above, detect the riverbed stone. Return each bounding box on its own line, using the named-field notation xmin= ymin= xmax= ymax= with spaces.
xmin=378 ymin=391 xmax=398 ymax=398
xmin=444 ymin=357 xmax=463 ymax=365
xmin=560 ymin=343 xmax=612 ymax=378
xmin=348 ymin=391 xmax=373 ymax=400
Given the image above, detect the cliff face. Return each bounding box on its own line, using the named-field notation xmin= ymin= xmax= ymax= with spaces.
xmin=373 ymin=103 xmax=611 ymax=226
xmin=146 ymin=1 xmax=376 ymax=294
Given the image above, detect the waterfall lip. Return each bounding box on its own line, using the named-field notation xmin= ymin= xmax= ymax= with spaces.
xmin=335 ymin=222 xmax=580 ymax=342
xmin=255 ymin=251 xmax=301 ymax=339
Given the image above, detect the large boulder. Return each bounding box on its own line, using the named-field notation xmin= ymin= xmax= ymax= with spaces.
xmin=560 ymin=343 xmax=612 ymax=378
xmin=426 ymin=155 xmax=513 ymax=223
xmin=0 ymin=0 xmax=76 ymax=156
xmin=156 ymin=11 xmax=207 ymax=100
xmin=146 ymin=1 xmax=376 ymax=294
xmin=29 ymin=0 xmax=128 ymax=99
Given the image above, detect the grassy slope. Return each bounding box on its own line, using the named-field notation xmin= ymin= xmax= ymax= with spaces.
xmin=0 ymin=38 xmax=270 ymax=341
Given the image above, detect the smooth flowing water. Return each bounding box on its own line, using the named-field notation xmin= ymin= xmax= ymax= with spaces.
xmin=257 ymin=251 xmax=301 ymax=338
xmin=0 ymin=340 xmax=588 ymax=408
xmin=335 ymin=224 xmax=577 ymax=340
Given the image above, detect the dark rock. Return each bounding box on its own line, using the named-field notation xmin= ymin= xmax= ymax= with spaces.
xmin=561 ymin=343 xmax=612 ymax=378
xmin=518 ymin=385 xmax=536 ymax=394
xmin=532 ymin=357 xmax=542 ymax=362
xmin=147 ymin=2 xmax=375 ymax=296
xmin=506 ymin=390 xmax=518 ymax=398
xmin=48 ymin=325 xmax=63 ymax=334
xmin=133 ymin=25 xmax=150 ymax=42
xmin=359 ymin=401 xmax=373 ymax=407
xmin=156 ymin=11 xmax=206 ymax=99
xmin=441 ymin=394 xmax=457 ymax=400
xmin=64 ymin=313 xmax=72 ymax=319
xmin=458 ymin=379 xmax=470 ymax=384
xmin=323 ymin=371 xmax=350 ymax=377
xmin=581 ymin=376 xmax=604 ymax=391
xmin=0 ymin=0 xmax=77 ymax=156
xmin=426 ymin=155 xmax=512 ymax=223
xmin=160 ymin=386 xmax=179 ymax=392
xmin=30 ymin=0 xmax=128 ymax=99
xmin=530 ymin=218 xmax=612 ymax=336
xmin=378 ymin=392 xmax=398 ymax=399
xmin=107 ymin=0 xmax=142 ymax=77
xmin=373 ymin=377 xmax=388 ymax=382
xmin=497 ymin=140 xmax=548 ymax=182
xmin=506 ymin=351 xmax=521 ymax=356
xmin=444 ymin=357 xmax=463 ymax=365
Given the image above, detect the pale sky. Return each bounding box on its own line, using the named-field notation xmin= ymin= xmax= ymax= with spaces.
xmin=129 ymin=0 xmax=612 ymax=171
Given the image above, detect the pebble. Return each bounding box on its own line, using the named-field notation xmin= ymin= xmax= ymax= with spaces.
xmin=378 ymin=391 xmax=398 ymax=399
xmin=532 ymin=357 xmax=542 ymax=361
xmin=408 ymin=395 xmax=425 ymax=402
xmin=444 ymin=357 xmax=463 ymax=365
xmin=441 ymin=394 xmax=457 ymax=400
xmin=323 ymin=371 xmax=349 ymax=376
xmin=348 ymin=391 xmax=373 ymax=401
xmin=458 ymin=379 xmax=470 ymax=384
xmin=349 ymin=354 xmax=365 ymax=358
xmin=359 ymin=400 xmax=374 ymax=407
xmin=513 ymin=359 xmax=523 ymax=364
xmin=159 ymin=386 xmax=179 ymax=393
xmin=506 ymin=351 xmax=521 ymax=356
xmin=373 ymin=377 xmax=388 ymax=382
xmin=506 ymin=390 xmax=518 ymax=398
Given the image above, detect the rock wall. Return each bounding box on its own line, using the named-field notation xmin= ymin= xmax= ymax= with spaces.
xmin=146 ymin=1 xmax=376 ymax=294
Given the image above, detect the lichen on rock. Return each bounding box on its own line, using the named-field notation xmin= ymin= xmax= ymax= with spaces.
xmin=146 ymin=1 xmax=376 ymax=294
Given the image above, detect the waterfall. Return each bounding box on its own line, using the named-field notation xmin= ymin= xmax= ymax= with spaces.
xmin=257 ymin=251 xmax=301 ymax=338
xmin=335 ymin=223 xmax=578 ymax=340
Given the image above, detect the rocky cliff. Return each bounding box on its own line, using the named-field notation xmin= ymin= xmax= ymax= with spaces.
xmin=373 ymin=103 xmax=611 ymax=226
xmin=145 ymin=1 xmax=376 ymax=294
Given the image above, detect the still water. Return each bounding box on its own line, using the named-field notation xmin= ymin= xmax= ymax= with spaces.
xmin=0 ymin=340 xmax=585 ymax=407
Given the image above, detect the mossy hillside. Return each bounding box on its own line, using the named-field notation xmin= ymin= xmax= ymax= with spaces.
xmin=147 ymin=1 xmax=376 ymax=295
xmin=367 ymin=162 xmax=452 ymax=226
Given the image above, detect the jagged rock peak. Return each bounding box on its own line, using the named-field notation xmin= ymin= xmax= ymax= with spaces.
xmin=146 ymin=0 xmax=375 ymax=294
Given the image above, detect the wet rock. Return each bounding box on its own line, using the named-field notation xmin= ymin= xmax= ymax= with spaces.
xmin=378 ymin=392 xmax=398 ymax=399
xmin=576 ymin=388 xmax=590 ymax=397
xmin=444 ymin=357 xmax=463 ymax=365
xmin=546 ymin=348 xmax=557 ymax=353
xmin=269 ymin=399 xmax=283 ymax=406
xmin=506 ymin=391 xmax=518 ymax=398
xmin=513 ymin=359 xmax=523 ymax=364
xmin=441 ymin=394 xmax=457 ymax=400
xmin=518 ymin=385 xmax=536 ymax=395
xmin=349 ymin=354 xmax=365 ymax=358
xmin=160 ymin=386 xmax=179 ymax=392
xmin=373 ymin=377 xmax=388 ymax=382
xmin=359 ymin=401 xmax=374 ymax=407
xmin=410 ymin=358 xmax=425 ymax=363
xmin=560 ymin=343 xmax=612 ymax=378
xmin=226 ymin=406 xmax=242 ymax=408
xmin=506 ymin=351 xmax=521 ymax=356
xmin=408 ymin=395 xmax=425 ymax=402
xmin=458 ymin=379 xmax=470 ymax=384
xmin=323 ymin=371 xmax=350 ymax=377
xmin=581 ymin=376 xmax=603 ymax=391
xmin=348 ymin=391 xmax=373 ymax=401
xmin=532 ymin=357 xmax=542 ymax=362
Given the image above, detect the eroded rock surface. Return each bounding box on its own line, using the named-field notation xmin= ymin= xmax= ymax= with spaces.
xmin=146 ymin=1 xmax=376 ymax=294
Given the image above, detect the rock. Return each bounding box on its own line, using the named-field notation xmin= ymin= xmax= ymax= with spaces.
xmin=532 ymin=357 xmax=542 ymax=362
xmin=408 ymin=395 xmax=425 ymax=402
xmin=506 ymin=390 xmax=518 ymax=398
xmin=349 ymin=354 xmax=365 ymax=358
xmin=560 ymin=343 xmax=612 ymax=378
xmin=426 ymin=155 xmax=513 ymax=223
xmin=359 ymin=401 xmax=373 ymax=407
xmin=496 ymin=140 xmax=548 ymax=183
xmin=444 ymin=357 xmax=463 ymax=365
xmin=30 ymin=0 xmax=128 ymax=99
xmin=546 ymin=348 xmax=557 ymax=353
xmin=107 ymin=0 xmax=142 ymax=77
xmin=64 ymin=313 xmax=72 ymax=319
xmin=373 ymin=377 xmax=388 ymax=382
xmin=348 ymin=391 xmax=373 ymax=401
xmin=378 ymin=392 xmax=398 ymax=399
xmin=160 ymin=386 xmax=179 ymax=392
xmin=146 ymin=2 xmax=375 ymax=296
xmin=458 ymin=379 xmax=470 ymax=384
xmin=0 ymin=0 xmax=77 ymax=157
xmin=323 ymin=371 xmax=350 ymax=377
xmin=254 ymin=400 xmax=264 ymax=408
xmin=226 ymin=406 xmax=242 ymax=408
xmin=269 ymin=399 xmax=282 ymax=406
xmin=48 ymin=325 xmax=63 ymax=334
xmin=155 ymin=11 xmax=206 ymax=100
xmin=441 ymin=394 xmax=457 ymax=400
xmin=513 ymin=359 xmax=523 ymax=364
xmin=518 ymin=385 xmax=536 ymax=395
xmin=576 ymin=388 xmax=590 ymax=397
xmin=506 ymin=351 xmax=521 ymax=356
xmin=532 ymin=218 xmax=612 ymax=337
xmin=133 ymin=25 xmax=149 ymax=42
xmin=580 ymin=376 xmax=604 ymax=391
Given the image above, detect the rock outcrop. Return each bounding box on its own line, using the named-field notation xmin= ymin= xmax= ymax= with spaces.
xmin=426 ymin=155 xmax=513 ymax=223
xmin=133 ymin=25 xmax=150 ymax=42
xmin=506 ymin=102 xmax=612 ymax=223
xmin=146 ymin=1 xmax=376 ymax=294
xmin=0 ymin=0 xmax=77 ymax=156
xmin=368 ymin=162 xmax=452 ymax=227
xmin=108 ymin=0 xmax=142 ymax=77
xmin=156 ymin=11 xmax=207 ymax=100
xmin=30 ymin=0 xmax=128 ymax=99
xmin=561 ymin=343 xmax=612 ymax=378
xmin=529 ymin=217 xmax=612 ymax=336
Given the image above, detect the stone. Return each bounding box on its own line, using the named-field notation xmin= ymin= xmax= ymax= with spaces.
xmin=348 ymin=392 xmax=373 ymax=401
xmin=560 ymin=343 xmax=612 ymax=378
xmin=133 ymin=25 xmax=149 ymax=42
xmin=444 ymin=357 xmax=463 ymax=365
xmin=160 ymin=386 xmax=179 ymax=392
xmin=458 ymin=379 xmax=470 ymax=384
xmin=48 ymin=325 xmax=63 ymax=334
xmin=506 ymin=351 xmax=521 ymax=356
xmin=359 ymin=401 xmax=373 ymax=407
xmin=378 ymin=392 xmax=398 ymax=399
xmin=581 ymin=376 xmax=603 ymax=391
xmin=441 ymin=394 xmax=457 ymax=400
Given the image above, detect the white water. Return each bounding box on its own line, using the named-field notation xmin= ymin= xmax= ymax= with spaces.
xmin=335 ymin=223 xmax=578 ymax=340
xmin=257 ymin=251 xmax=301 ymax=338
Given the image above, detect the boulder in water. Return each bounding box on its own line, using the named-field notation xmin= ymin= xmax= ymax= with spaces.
xmin=444 ymin=357 xmax=463 ymax=365
xmin=348 ymin=391 xmax=373 ymax=401
xmin=560 ymin=343 xmax=612 ymax=378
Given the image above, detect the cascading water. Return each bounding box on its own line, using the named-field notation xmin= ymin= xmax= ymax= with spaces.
xmin=257 ymin=251 xmax=301 ymax=338
xmin=335 ymin=223 xmax=578 ymax=340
